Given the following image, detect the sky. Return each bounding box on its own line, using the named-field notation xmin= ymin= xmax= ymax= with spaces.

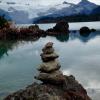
xmin=30 ymin=0 xmax=100 ymax=5
xmin=1 ymin=0 xmax=100 ymax=5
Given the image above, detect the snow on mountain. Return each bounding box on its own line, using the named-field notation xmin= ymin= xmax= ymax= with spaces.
xmin=0 ymin=1 xmax=74 ymax=23
xmin=37 ymin=1 xmax=76 ymax=17
xmin=0 ymin=0 xmax=99 ymax=23
xmin=75 ymin=0 xmax=98 ymax=14
xmin=39 ymin=0 xmax=98 ymax=18
xmin=0 ymin=1 xmax=50 ymax=23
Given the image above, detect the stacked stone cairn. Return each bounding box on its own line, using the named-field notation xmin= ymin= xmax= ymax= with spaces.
xmin=35 ymin=42 xmax=65 ymax=84
xmin=5 ymin=42 xmax=91 ymax=100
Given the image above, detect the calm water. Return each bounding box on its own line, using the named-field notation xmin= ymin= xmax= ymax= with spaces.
xmin=0 ymin=22 xmax=100 ymax=100
xmin=17 ymin=21 xmax=100 ymax=30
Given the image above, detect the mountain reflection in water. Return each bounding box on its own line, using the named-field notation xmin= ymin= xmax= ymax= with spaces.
xmin=0 ymin=31 xmax=100 ymax=59
xmin=0 ymin=30 xmax=100 ymax=100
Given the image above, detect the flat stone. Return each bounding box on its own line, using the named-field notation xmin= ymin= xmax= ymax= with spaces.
xmin=42 ymin=47 xmax=54 ymax=54
xmin=35 ymin=70 xmax=65 ymax=84
xmin=45 ymin=42 xmax=53 ymax=48
xmin=41 ymin=53 xmax=59 ymax=62
xmin=38 ymin=60 xmax=61 ymax=72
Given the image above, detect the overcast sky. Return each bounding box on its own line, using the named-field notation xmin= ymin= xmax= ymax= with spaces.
xmin=31 ymin=0 xmax=100 ymax=5
xmin=1 ymin=0 xmax=100 ymax=5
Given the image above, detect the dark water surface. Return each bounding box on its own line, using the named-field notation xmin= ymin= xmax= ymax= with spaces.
xmin=0 ymin=23 xmax=100 ymax=100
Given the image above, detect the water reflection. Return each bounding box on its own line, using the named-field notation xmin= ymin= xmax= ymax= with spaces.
xmin=0 ymin=30 xmax=100 ymax=100
xmin=0 ymin=37 xmax=40 ymax=59
xmin=0 ymin=41 xmax=16 ymax=59
xmin=0 ymin=31 xmax=100 ymax=60
xmin=70 ymin=31 xmax=100 ymax=43
xmin=55 ymin=34 xmax=69 ymax=42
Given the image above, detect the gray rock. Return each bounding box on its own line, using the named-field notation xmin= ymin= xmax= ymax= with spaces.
xmin=38 ymin=93 xmax=61 ymax=100
xmin=42 ymin=47 xmax=54 ymax=54
xmin=38 ymin=60 xmax=61 ymax=72
xmin=35 ymin=70 xmax=65 ymax=84
xmin=5 ymin=76 xmax=91 ymax=100
xmin=41 ymin=52 xmax=59 ymax=62
xmin=44 ymin=42 xmax=53 ymax=48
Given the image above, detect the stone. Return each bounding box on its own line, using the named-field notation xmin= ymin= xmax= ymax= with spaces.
xmin=41 ymin=52 xmax=59 ymax=62
xmin=35 ymin=70 xmax=65 ymax=84
xmin=38 ymin=60 xmax=61 ymax=72
xmin=44 ymin=42 xmax=53 ymax=48
xmin=42 ymin=47 xmax=54 ymax=54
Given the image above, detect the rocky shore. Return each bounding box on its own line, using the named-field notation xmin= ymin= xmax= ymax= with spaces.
xmin=0 ymin=16 xmax=96 ymax=40
xmin=5 ymin=42 xmax=91 ymax=100
xmin=0 ymin=20 xmax=69 ymax=40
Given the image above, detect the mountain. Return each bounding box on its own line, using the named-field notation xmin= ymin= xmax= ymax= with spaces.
xmin=36 ymin=1 xmax=75 ymax=17
xmin=92 ymin=6 xmax=100 ymax=14
xmin=0 ymin=0 xmax=99 ymax=24
xmin=8 ymin=8 xmax=33 ymax=24
xmin=34 ymin=0 xmax=100 ymax=23
xmin=35 ymin=0 xmax=98 ymax=18
xmin=0 ymin=9 xmax=11 ymax=20
xmin=0 ymin=1 xmax=50 ymax=24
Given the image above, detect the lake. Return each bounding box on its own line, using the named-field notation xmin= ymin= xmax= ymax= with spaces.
xmin=0 ymin=22 xmax=100 ymax=100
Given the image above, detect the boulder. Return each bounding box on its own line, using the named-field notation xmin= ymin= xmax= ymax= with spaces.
xmin=5 ymin=75 xmax=91 ymax=100
xmin=53 ymin=21 xmax=69 ymax=33
xmin=46 ymin=21 xmax=69 ymax=34
xmin=80 ymin=27 xmax=91 ymax=34
xmin=79 ymin=26 xmax=91 ymax=37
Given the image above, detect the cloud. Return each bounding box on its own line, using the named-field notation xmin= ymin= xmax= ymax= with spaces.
xmin=1 ymin=0 xmax=100 ymax=5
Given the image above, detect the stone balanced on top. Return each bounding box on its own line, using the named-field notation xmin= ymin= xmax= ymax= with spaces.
xmin=35 ymin=42 xmax=65 ymax=84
